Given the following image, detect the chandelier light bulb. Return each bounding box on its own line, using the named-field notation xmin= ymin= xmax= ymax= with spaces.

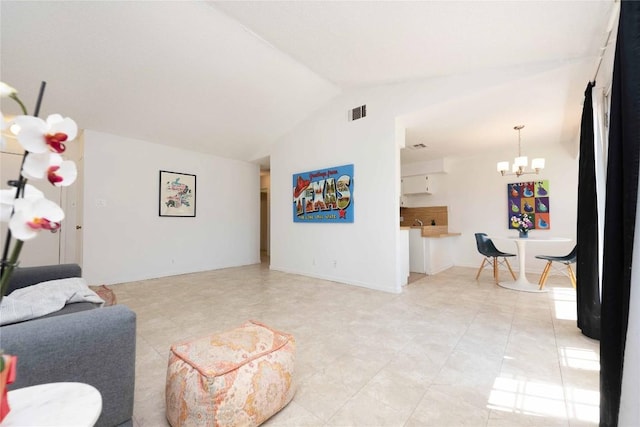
xmin=514 ymin=156 xmax=528 ymax=168
xmin=531 ymin=158 xmax=545 ymax=170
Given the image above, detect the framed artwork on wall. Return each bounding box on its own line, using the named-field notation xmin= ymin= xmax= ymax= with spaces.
xmin=507 ymin=180 xmax=549 ymax=230
xmin=292 ymin=164 xmax=354 ymax=223
xmin=159 ymin=170 xmax=196 ymax=217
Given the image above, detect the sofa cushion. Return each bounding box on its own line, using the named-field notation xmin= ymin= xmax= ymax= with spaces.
xmin=7 ymin=264 xmax=82 ymax=294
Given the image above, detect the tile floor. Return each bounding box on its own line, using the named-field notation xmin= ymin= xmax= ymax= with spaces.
xmin=113 ymin=260 xmax=599 ymax=427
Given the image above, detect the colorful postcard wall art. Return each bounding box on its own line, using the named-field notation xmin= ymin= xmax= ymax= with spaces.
xmin=507 ymin=180 xmax=550 ymax=230
xmin=293 ymin=164 xmax=354 ymax=223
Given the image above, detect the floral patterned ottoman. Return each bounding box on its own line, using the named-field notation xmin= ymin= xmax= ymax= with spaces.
xmin=165 ymin=320 xmax=296 ymax=427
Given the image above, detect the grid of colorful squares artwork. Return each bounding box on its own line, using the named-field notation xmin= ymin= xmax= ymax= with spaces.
xmin=507 ymin=180 xmax=550 ymax=230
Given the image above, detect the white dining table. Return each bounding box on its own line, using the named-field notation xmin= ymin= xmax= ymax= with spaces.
xmin=490 ymin=235 xmax=572 ymax=293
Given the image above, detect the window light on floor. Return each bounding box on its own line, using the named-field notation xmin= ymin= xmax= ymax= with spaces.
xmin=487 ymin=374 xmax=598 ymax=424
xmin=564 ymin=385 xmax=600 ymax=423
xmin=488 ymin=375 xmax=566 ymax=418
xmin=550 ymin=287 xmax=579 ymax=321
xmin=559 ymin=346 xmax=599 ymax=371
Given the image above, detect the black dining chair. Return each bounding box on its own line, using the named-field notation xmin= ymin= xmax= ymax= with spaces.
xmin=474 ymin=233 xmax=517 ymax=283
xmin=535 ymin=245 xmax=577 ymax=290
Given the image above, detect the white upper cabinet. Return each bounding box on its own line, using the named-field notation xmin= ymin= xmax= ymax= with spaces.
xmin=401 ymin=174 xmax=434 ymax=195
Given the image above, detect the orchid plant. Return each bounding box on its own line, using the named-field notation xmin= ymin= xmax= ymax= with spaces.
xmin=0 ymin=81 xmax=78 ymax=302
xmin=511 ymin=212 xmax=533 ymax=233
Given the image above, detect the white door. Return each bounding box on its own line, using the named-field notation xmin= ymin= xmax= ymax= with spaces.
xmin=60 ymin=133 xmax=83 ymax=266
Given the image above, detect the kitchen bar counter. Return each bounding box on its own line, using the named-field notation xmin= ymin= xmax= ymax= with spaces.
xmin=424 ymin=232 xmax=462 ymax=238
xmin=403 ymin=225 xmax=461 ymax=238
xmin=407 ymin=227 xmax=460 ymax=274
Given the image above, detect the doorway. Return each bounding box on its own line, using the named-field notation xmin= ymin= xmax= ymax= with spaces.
xmin=260 ymin=170 xmax=270 ymax=263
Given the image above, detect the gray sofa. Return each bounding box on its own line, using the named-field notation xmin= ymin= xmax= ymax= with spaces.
xmin=1 ymin=264 xmax=136 ymax=427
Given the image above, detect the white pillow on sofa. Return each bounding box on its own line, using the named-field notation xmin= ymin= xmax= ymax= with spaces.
xmin=0 ymin=277 xmax=104 ymax=325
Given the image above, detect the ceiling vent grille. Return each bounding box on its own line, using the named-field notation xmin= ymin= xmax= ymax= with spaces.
xmin=410 ymin=143 xmax=428 ymax=150
xmin=349 ymin=104 xmax=367 ymax=121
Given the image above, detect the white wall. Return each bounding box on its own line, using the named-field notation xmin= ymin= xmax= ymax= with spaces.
xmin=82 ymin=130 xmax=260 ymax=284
xmin=270 ymin=94 xmax=402 ymax=293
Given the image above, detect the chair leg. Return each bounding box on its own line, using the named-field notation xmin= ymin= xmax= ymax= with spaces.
xmin=504 ymin=258 xmax=516 ymax=280
xmin=493 ymin=257 xmax=499 ymax=283
xmin=538 ymin=261 xmax=553 ymax=290
xmin=567 ymin=264 xmax=577 ymax=289
xmin=475 ymin=258 xmax=487 ymax=280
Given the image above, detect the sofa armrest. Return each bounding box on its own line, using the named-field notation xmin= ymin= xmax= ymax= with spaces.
xmin=1 ymin=305 xmax=136 ymax=427
xmin=6 ymin=263 xmax=82 ymax=294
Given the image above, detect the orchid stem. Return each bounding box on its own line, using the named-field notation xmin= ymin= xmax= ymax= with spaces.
xmin=9 ymin=94 xmax=27 ymax=115
xmin=0 ymin=175 xmax=27 ymax=278
xmin=33 ymin=81 xmax=46 ymax=117
xmin=0 ymin=240 xmax=24 ymax=303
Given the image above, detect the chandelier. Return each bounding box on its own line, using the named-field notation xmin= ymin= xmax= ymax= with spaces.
xmin=497 ymin=125 xmax=545 ymax=177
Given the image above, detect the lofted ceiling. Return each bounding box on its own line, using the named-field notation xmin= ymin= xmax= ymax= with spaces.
xmin=0 ymin=1 xmax=618 ymax=168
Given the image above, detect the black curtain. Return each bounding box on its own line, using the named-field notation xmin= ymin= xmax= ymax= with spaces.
xmin=576 ymin=81 xmax=601 ymax=340
xmin=601 ymin=2 xmax=640 ymax=426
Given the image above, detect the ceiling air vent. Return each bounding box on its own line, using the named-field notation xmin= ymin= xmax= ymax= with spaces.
xmin=410 ymin=143 xmax=428 ymax=150
xmin=348 ymin=104 xmax=367 ymax=121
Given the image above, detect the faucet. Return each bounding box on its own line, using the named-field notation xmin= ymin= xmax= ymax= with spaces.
xmin=414 ymin=219 xmax=423 ymax=226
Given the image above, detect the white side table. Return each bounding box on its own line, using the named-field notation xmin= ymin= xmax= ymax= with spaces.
xmin=2 ymin=382 xmax=102 ymax=426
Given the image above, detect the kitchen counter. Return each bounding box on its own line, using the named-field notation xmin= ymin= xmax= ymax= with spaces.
xmin=424 ymin=232 xmax=462 ymax=238
xmin=403 ymin=225 xmax=461 ymax=238
xmin=408 ymin=227 xmax=459 ymax=275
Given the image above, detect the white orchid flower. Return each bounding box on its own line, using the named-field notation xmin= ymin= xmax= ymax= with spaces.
xmin=0 ymin=184 xmax=45 ymax=223
xmin=8 ymin=195 xmax=64 ymax=241
xmin=13 ymin=114 xmax=77 ymax=154
xmin=22 ymin=152 xmax=77 ymax=187
xmin=1 ymin=81 xmax=20 ymax=149
xmin=0 ymin=187 xmax=14 ymax=223
xmin=0 ymin=82 xmax=17 ymax=98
